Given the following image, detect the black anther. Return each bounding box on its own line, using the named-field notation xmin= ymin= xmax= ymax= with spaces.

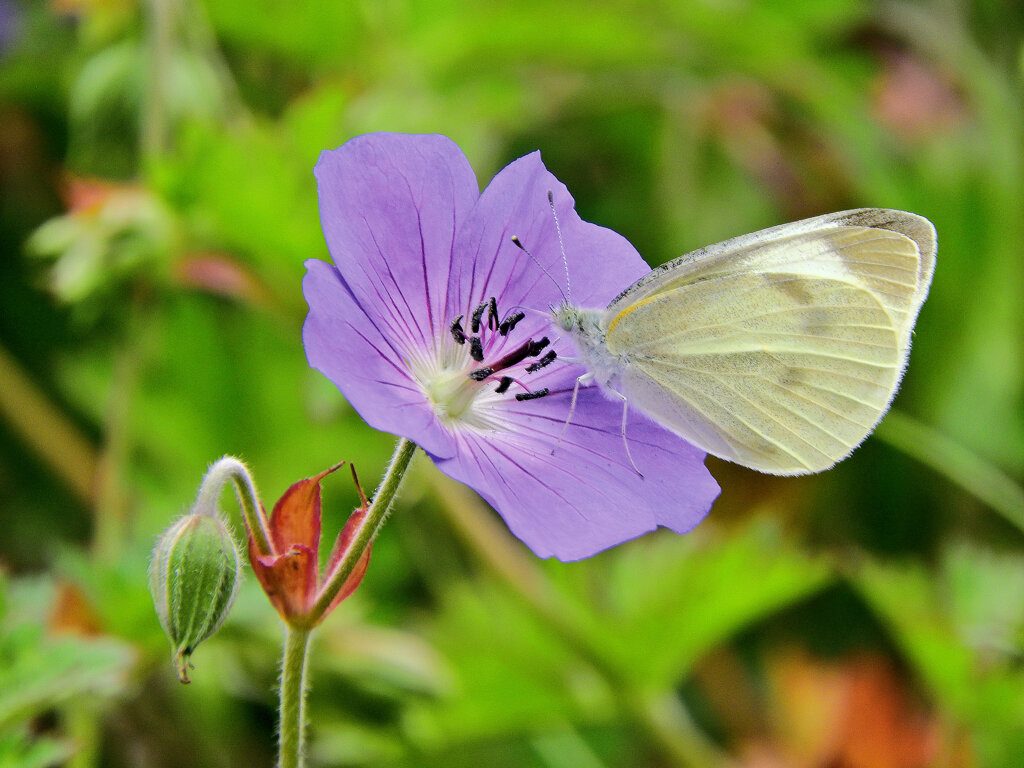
xmin=527 ymin=337 xmax=550 ymax=356
xmin=526 ymin=350 xmax=557 ymax=373
xmin=488 ymin=297 xmax=499 ymax=331
xmin=499 ymin=311 xmax=525 ymax=336
xmin=515 ymin=388 xmax=550 ymax=402
xmin=450 ymin=315 xmax=466 ymax=344
xmin=471 ymin=302 xmax=487 ymax=333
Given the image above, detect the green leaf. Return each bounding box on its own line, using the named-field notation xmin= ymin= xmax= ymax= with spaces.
xmin=403 ymin=521 xmax=832 ymax=748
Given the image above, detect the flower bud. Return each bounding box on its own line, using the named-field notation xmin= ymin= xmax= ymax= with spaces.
xmin=149 ymin=512 xmax=241 ymax=683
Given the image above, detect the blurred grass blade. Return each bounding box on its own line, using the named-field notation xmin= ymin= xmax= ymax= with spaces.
xmin=0 ymin=344 xmax=97 ymax=504
xmin=875 ymin=410 xmax=1024 ymax=534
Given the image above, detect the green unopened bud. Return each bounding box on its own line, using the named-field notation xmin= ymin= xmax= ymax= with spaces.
xmin=149 ymin=512 xmax=241 ymax=683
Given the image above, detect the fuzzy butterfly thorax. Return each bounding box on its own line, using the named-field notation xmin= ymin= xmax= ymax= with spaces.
xmin=553 ymin=302 xmax=627 ymax=390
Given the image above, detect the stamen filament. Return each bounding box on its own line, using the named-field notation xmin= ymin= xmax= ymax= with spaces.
xmin=491 ymin=337 xmax=545 ymax=371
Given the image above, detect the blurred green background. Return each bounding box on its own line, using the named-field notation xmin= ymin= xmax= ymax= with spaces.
xmin=1 ymin=0 xmax=1023 ymax=766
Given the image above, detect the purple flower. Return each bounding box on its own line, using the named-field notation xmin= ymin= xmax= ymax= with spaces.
xmin=303 ymin=133 xmax=719 ymax=561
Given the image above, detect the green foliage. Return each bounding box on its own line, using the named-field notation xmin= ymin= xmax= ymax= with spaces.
xmin=852 ymin=545 xmax=1024 ymax=768
xmin=0 ymin=729 xmax=74 ymax=768
xmin=406 ymin=522 xmax=830 ymax=747
xmin=1 ymin=0 xmax=1022 ymax=765
xmin=0 ymin=576 xmax=135 ymax=766
xmin=0 ymin=578 xmax=133 ymax=729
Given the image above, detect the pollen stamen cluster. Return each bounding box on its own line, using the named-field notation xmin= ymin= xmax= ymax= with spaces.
xmin=418 ymin=297 xmax=560 ymax=431
xmin=453 ymin=297 xmax=556 ymax=402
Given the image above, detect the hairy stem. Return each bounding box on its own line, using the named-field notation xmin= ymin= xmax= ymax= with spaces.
xmin=278 ymin=626 xmax=312 ymax=768
xmin=276 ymin=439 xmax=417 ymax=764
xmin=194 ymin=456 xmax=273 ymax=556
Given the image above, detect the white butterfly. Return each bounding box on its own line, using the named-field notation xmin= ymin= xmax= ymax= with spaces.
xmin=552 ymin=209 xmax=936 ymax=475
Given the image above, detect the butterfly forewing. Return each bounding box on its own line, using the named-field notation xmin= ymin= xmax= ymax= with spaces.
xmin=607 ymin=209 xmax=935 ymax=345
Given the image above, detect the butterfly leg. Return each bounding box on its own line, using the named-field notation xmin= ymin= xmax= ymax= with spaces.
xmin=611 ymin=389 xmax=643 ymax=478
xmin=551 ymin=373 xmax=591 ymax=455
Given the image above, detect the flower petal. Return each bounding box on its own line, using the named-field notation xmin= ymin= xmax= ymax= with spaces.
xmin=306 ymin=133 xmax=720 ymax=561
xmin=267 ymin=471 xmax=331 ymax=555
xmin=446 ymin=150 xmax=651 ymax=326
xmin=433 ymin=387 xmax=720 ymax=561
xmin=321 ymin=508 xmax=373 ymax=615
xmin=314 ymin=133 xmax=480 ymax=349
xmin=303 ymin=259 xmax=458 ymax=458
xmin=248 ymin=542 xmax=318 ymax=620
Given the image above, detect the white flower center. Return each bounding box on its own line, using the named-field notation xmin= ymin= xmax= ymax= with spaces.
xmin=408 ymin=298 xmax=557 ymax=433
xmin=417 ymin=355 xmax=498 ymax=429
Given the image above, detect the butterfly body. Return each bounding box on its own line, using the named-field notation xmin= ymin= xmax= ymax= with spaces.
xmin=553 ymin=305 xmax=622 ymax=386
xmin=552 ymin=208 xmax=936 ymax=476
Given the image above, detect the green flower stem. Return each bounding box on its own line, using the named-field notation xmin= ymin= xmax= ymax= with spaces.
xmin=278 ymin=626 xmax=312 ymax=768
xmin=308 ymin=438 xmax=417 ymax=624
xmin=194 ymin=456 xmax=273 ymax=556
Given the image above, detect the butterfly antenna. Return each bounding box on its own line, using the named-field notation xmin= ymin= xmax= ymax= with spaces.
xmin=510 ymin=235 xmax=568 ymax=304
xmin=547 ymin=190 xmax=572 ymax=303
